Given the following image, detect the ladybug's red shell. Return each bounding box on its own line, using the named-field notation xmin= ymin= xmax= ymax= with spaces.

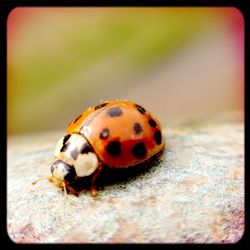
xmin=67 ymin=100 xmax=164 ymax=168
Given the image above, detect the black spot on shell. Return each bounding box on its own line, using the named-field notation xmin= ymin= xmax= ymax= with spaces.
xmin=60 ymin=143 xmax=69 ymax=152
xmin=133 ymin=122 xmax=143 ymax=134
xmin=70 ymin=148 xmax=78 ymax=160
xmin=107 ymin=107 xmax=123 ymax=117
xmin=148 ymin=118 xmax=158 ymax=128
xmin=154 ymin=130 xmax=162 ymax=145
xmin=94 ymin=102 xmax=108 ymax=110
xmin=106 ymin=141 xmax=121 ymax=156
xmin=73 ymin=114 xmax=82 ymax=124
xmin=135 ymin=104 xmax=147 ymax=115
xmin=132 ymin=142 xmax=146 ymax=158
xmin=63 ymin=134 xmax=71 ymax=145
xmin=80 ymin=142 xmax=92 ymax=154
xmin=100 ymin=128 xmax=110 ymax=139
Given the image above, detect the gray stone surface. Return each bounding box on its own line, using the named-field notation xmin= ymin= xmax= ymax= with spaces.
xmin=7 ymin=112 xmax=244 ymax=243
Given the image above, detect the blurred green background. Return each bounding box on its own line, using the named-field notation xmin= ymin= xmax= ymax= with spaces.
xmin=7 ymin=7 xmax=244 ymax=135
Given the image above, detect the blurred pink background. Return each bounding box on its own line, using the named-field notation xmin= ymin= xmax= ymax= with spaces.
xmin=7 ymin=7 xmax=244 ymax=134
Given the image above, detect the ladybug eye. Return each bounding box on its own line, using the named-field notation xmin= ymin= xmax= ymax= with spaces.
xmin=64 ymin=170 xmax=76 ymax=182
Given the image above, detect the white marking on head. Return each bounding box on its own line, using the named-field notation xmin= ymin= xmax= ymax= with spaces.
xmin=54 ymin=133 xmax=98 ymax=178
xmin=55 ymin=133 xmax=85 ymax=165
xmin=54 ymin=137 xmax=64 ymax=158
xmin=74 ymin=152 xmax=98 ymax=177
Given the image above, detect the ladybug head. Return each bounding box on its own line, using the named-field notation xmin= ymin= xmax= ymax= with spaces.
xmin=50 ymin=159 xmax=76 ymax=183
xmin=52 ymin=133 xmax=99 ymax=182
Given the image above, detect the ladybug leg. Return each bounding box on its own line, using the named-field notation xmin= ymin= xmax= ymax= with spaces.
xmin=61 ymin=181 xmax=80 ymax=202
xmin=90 ymin=162 xmax=102 ymax=197
xmin=61 ymin=181 xmax=68 ymax=201
xmin=64 ymin=182 xmax=79 ymax=197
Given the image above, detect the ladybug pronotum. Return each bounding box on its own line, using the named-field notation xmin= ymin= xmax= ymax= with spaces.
xmin=33 ymin=100 xmax=165 ymax=197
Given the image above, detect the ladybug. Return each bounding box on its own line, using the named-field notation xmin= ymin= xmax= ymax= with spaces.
xmin=33 ymin=100 xmax=165 ymax=197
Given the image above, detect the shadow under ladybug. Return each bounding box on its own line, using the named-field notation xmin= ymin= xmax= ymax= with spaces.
xmin=71 ymin=150 xmax=163 ymax=195
xmin=57 ymin=149 xmax=164 ymax=197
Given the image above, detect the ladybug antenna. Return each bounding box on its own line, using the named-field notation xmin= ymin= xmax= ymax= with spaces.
xmin=32 ymin=175 xmax=53 ymax=185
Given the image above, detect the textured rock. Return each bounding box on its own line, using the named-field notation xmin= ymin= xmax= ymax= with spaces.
xmin=7 ymin=112 xmax=244 ymax=243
